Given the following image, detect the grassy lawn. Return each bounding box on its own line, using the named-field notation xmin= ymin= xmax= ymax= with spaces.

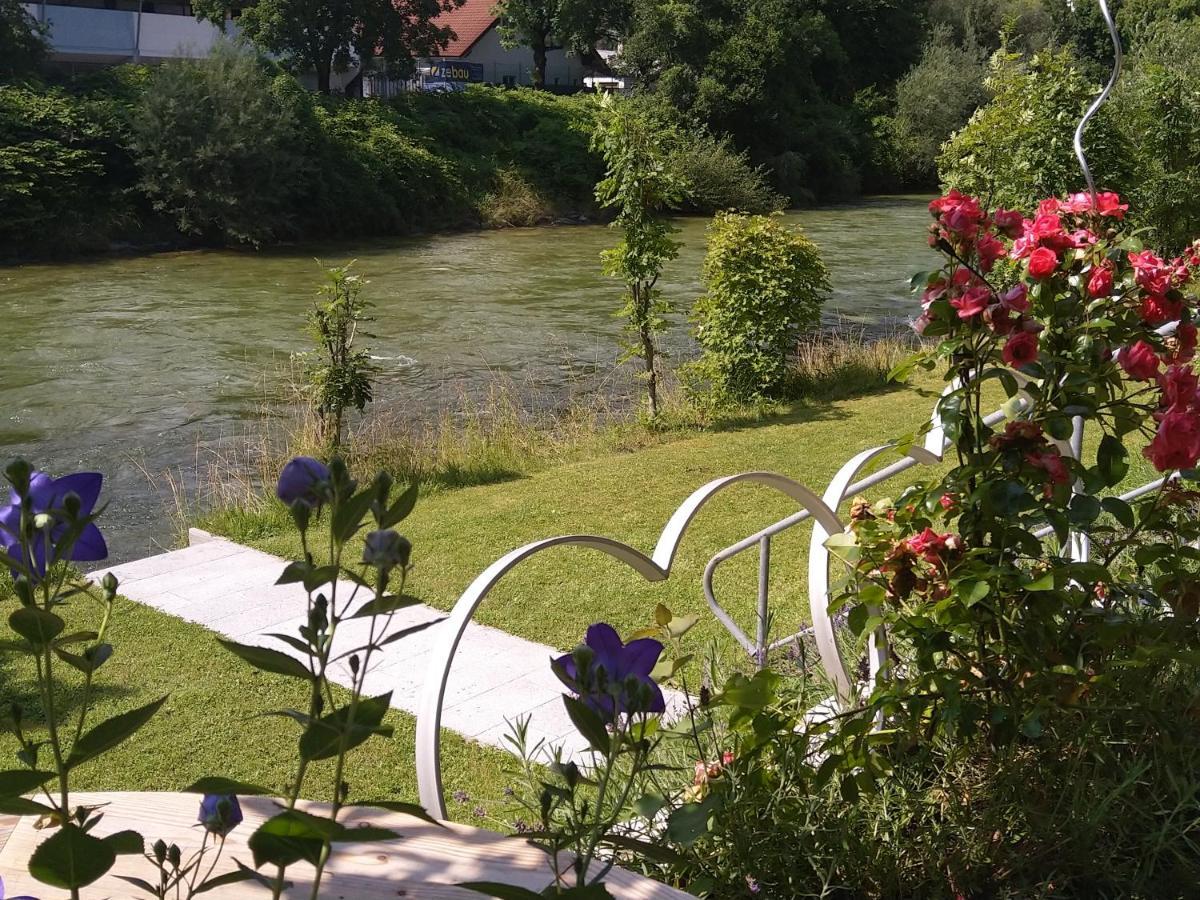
xmin=203 ymin=381 xmax=950 ymax=658
xmin=0 ymin=588 xmax=523 ymax=824
xmin=202 ymin=375 xmax=1163 ymax=658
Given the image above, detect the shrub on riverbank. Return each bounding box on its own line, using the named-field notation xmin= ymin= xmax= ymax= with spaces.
xmin=0 ymin=58 xmax=786 ymax=259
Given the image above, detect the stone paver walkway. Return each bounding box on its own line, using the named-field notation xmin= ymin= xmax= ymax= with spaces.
xmin=95 ymin=530 xmax=592 ymax=759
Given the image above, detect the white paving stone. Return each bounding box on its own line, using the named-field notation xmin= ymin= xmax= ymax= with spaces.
xmin=90 ymin=537 xmax=608 ymax=762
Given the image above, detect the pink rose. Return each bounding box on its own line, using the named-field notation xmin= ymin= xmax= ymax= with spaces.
xmin=1000 ymin=283 xmax=1029 ymax=312
xmin=1141 ymin=294 xmax=1183 ymax=326
xmin=1026 ymin=448 xmax=1071 ymax=496
xmin=1095 ymin=191 xmax=1129 ymax=219
xmin=950 ymin=285 xmax=992 ymax=320
xmin=907 ymin=527 xmax=952 ymax=564
xmin=1173 ymin=322 xmax=1198 ymax=363
xmin=1120 ymin=340 xmax=1162 ymax=381
xmin=1027 ymin=247 xmax=1059 ymax=280
xmin=1002 ymin=331 xmax=1039 ymax=368
xmin=993 ymin=208 xmax=1024 ymax=238
xmin=1087 ymin=265 xmax=1113 ymax=298
xmin=1161 ymin=364 xmax=1200 ymax=410
xmin=977 ymin=232 xmax=1006 ymax=273
xmin=1144 ymin=408 xmax=1200 ymax=472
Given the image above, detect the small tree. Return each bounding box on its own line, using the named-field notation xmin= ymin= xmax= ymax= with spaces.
xmin=305 ymin=262 xmax=377 ymax=448
xmin=593 ymin=98 xmax=686 ymax=419
xmin=0 ymin=0 xmax=47 ymax=79
xmin=688 ymin=212 xmax=830 ymax=405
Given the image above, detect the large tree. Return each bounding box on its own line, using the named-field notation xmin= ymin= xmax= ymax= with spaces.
xmin=492 ymin=0 xmax=557 ymax=89
xmin=491 ymin=0 xmax=629 ymax=88
xmin=195 ymin=0 xmax=461 ymax=93
xmin=0 ymin=0 xmax=48 ymax=79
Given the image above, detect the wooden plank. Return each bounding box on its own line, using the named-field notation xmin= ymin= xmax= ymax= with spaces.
xmin=0 ymin=792 xmax=695 ymax=899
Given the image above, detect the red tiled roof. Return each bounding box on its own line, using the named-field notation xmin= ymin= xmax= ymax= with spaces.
xmin=434 ymin=0 xmax=497 ymax=57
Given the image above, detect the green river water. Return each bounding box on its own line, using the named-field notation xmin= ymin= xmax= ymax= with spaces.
xmin=0 ymin=196 xmax=935 ymax=560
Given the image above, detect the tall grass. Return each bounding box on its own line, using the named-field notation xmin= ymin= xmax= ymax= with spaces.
xmin=178 ymin=330 xmax=920 ymax=539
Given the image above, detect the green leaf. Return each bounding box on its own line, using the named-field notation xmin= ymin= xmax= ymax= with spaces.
xmin=458 ymin=884 xmax=545 ymax=900
xmin=65 ymin=696 xmax=168 ymax=771
xmin=103 ymin=830 xmax=145 ymax=855
xmin=665 ymin=795 xmax=719 ymax=846
xmin=217 ymin=639 xmax=313 ymax=681
xmin=1069 ymin=494 xmax=1102 ymax=527
xmin=633 ymin=793 xmax=666 ymax=819
xmin=249 ymin=809 xmax=400 ymax=869
xmin=183 ymin=776 xmax=273 ymax=796
xmin=332 ymin=488 xmax=376 ymax=544
xmin=666 ymin=613 xmax=699 ymax=638
xmin=299 ymin=693 xmax=393 ymax=761
xmin=960 ymin=580 xmax=990 ymax=606
xmin=348 ymin=800 xmax=444 ymax=827
xmin=8 ymin=607 xmax=65 ymax=648
xmin=1101 ymin=496 xmax=1136 ymax=529
xmin=562 ymin=695 xmax=611 ymax=753
xmin=1097 ymin=435 xmax=1129 ymax=487
xmin=28 ymin=823 xmax=117 ymax=889
xmin=0 ymin=768 xmax=53 ymax=796
xmin=193 ymin=866 xmax=264 ymax=895
xmin=380 ymin=481 xmax=419 ymax=528
xmin=653 ymin=603 xmax=672 ymax=626
xmin=348 ymin=594 xmax=422 ymax=619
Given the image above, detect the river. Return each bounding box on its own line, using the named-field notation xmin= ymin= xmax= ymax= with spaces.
xmin=0 ymin=196 xmax=936 ymax=561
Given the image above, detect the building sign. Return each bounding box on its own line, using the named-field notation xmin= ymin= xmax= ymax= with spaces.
xmin=427 ymin=60 xmax=484 ymax=83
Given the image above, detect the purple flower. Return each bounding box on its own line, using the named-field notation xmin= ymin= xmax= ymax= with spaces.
xmin=0 ymin=471 xmax=107 ymax=580
xmin=553 ymin=623 xmax=665 ymax=723
xmin=276 ymin=457 xmax=331 ymax=509
xmin=198 ymin=794 xmax=243 ymax=837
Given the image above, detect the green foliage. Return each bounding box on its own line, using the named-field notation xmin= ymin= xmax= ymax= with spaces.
xmin=686 ymin=212 xmax=829 ymax=405
xmin=667 ymin=132 xmax=782 ymax=216
xmin=304 ymin=263 xmax=378 ymax=449
xmin=1114 ymin=18 xmax=1200 ymax=251
xmin=0 ymin=82 xmax=138 ymax=257
xmin=593 ymin=97 xmax=686 ymax=418
xmin=0 ymin=0 xmax=47 ymax=79
xmin=939 ymin=49 xmax=1133 ymax=214
xmin=194 ymin=0 xmax=458 ymax=93
xmin=131 ymin=44 xmax=305 ymax=246
xmin=620 ymin=0 xmax=924 ymax=203
xmin=892 ymin=27 xmax=988 ymax=184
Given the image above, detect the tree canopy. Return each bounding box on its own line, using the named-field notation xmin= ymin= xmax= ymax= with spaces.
xmin=194 ymin=0 xmax=462 ymax=92
xmin=0 ymin=0 xmax=47 ymax=79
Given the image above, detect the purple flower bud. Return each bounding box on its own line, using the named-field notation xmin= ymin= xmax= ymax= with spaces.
xmin=276 ymin=457 xmax=331 ymax=509
xmin=362 ymin=529 xmax=412 ymax=571
xmin=198 ymin=794 xmax=243 ymax=837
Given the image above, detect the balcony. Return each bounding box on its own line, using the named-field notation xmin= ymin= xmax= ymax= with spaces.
xmin=22 ymin=2 xmax=227 ymax=63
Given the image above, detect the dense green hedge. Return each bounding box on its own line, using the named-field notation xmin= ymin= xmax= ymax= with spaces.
xmin=0 ymin=57 xmax=787 ymax=259
xmin=0 ymin=67 xmax=609 ymax=258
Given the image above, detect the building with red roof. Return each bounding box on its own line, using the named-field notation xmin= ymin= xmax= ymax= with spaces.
xmin=421 ymin=0 xmax=586 ymax=89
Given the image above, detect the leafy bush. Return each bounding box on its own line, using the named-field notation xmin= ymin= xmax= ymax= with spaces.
xmin=939 ymin=49 xmax=1133 ymax=214
xmin=1114 ymin=19 xmax=1200 ymax=251
xmin=668 ymin=131 xmax=782 ymax=215
xmin=478 ymin=167 xmax=554 ymax=227
xmin=0 ymin=83 xmax=137 ymax=256
xmin=131 ymin=43 xmax=306 ymax=245
xmin=892 ymin=27 xmax=988 ymax=184
xmin=686 ymin=212 xmax=829 ymax=405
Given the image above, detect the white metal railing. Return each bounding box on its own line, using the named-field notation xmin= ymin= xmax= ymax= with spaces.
xmin=414 ymin=352 xmax=1179 ymax=815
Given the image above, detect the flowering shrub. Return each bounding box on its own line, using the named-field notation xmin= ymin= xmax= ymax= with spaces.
xmin=0 ymin=454 xmax=435 ymax=898
xmin=826 ymin=186 xmax=1200 ymax=796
